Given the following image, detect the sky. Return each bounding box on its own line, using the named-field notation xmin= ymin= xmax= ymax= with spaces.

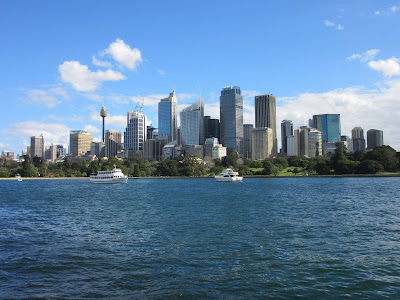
xmin=1 ymin=0 xmax=400 ymax=154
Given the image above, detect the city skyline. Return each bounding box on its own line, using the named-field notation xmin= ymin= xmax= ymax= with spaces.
xmin=1 ymin=1 xmax=400 ymax=154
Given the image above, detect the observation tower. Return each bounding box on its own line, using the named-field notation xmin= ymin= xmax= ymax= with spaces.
xmin=100 ymin=106 xmax=107 ymax=142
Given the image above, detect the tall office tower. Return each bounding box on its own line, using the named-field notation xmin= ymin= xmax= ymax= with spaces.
xmin=203 ymin=116 xmax=220 ymax=141
xmin=158 ymin=90 xmax=177 ymax=142
xmin=281 ymin=120 xmax=294 ymax=155
xmin=100 ymin=106 xmax=107 ymax=142
xmin=147 ymin=125 xmax=157 ymax=140
xmin=30 ymin=135 xmax=44 ymax=160
xmin=48 ymin=144 xmax=57 ymax=162
xmin=312 ymin=114 xmax=341 ymax=143
xmin=124 ymin=110 xmax=147 ymax=153
xmin=367 ymin=129 xmax=383 ymax=150
xmin=352 ymin=127 xmax=366 ymax=151
xmin=144 ymin=139 xmax=166 ymax=161
xmin=243 ymin=124 xmax=253 ymax=159
xmin=56 ymin=145 xmax=66 ymax=158
xmin=251 ymin=127 xmax=273 ymax=160
xmin=72 ymin=133 xmax=93 ymax=156
xmin=69 ymin=130 xmax=90 ymax=154
xmin=255 ymin=94 xmax=277 ymax=156
xmin=180 ymin=98 xmax=204 ymax=146
xmin=308 ymin=129 xmax=322 ymax=157
xmin=286 ymin=136 xmax=295 ymax=156
xmin=90 ymin=142 xmax=105 ymax=158
xmin=220 ymin=86 xmax=243 ymax=156
xmin=204 ymin=137 xmax=227 ymax=159
xmin=105 ymin=130 xmax=122 ymax=158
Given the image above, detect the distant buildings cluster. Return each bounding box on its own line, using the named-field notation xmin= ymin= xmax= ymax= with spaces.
xmin=2 ymin=86 xmax=386 ymax=163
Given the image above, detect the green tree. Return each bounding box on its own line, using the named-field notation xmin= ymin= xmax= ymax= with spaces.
xmin=315 ymin=161 xmax=330 ymax=175
xmin=156 ymin=159 xmax=179 ymax=176
xmin=0 ymin=166 xmax=11 ymax=177
xmin=273 ymin=157 xmax=288 ymax=169
xmin=364 ymin=146 xmax=399 ymax=172
xmin=356 ymin=159 xmax=384 ymax=174
xmin=222 ymin=152 xmax=238 ymax=170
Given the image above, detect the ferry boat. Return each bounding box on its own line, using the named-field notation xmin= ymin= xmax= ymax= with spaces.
xmin=89 ymin=165 xmax=128 ymax=184
xmin=215 ymin=168 xmax=243 ymax=182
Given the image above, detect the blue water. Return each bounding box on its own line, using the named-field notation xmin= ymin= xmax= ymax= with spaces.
xmin=1 ymin=177 xmax=400 ymax=298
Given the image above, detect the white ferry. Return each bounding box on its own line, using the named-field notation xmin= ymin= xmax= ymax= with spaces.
xmin=215 ymin=168 xmax=243 ymax=182
xmin=90 ymin=165 xmax=128 ymax=184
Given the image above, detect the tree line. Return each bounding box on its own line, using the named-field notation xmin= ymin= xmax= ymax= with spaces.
xmin=0 ymin=144 xmax=399 ymax=178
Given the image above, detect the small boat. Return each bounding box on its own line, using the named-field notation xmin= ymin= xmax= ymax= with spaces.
xmin=215 ymin=168 xmax=243 ymax=182
xmin=15 ymin=174 xmax=22 ymax=181
xmin=89 ymin=165 xmax=128 ymax=184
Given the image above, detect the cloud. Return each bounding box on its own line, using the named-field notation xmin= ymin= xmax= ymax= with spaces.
xmin=347 ymin=49 xmax=380 ymax=62
xmin=0 ymin=142 xmax=10 ymax=148
xmin=5 ymin=121 xmax=71 ymax=148
xmin=131 ymin=94 xmax=168 ymax=107
xmin=368 ymin=57 xmax=400 ymax=77
xmin=25 ymin=87 xmax=69 ymax=108
xmin=92 ymin=56 xmax=112 ymax=68
xmin=391 ymin=6 xmax=400 ymax=13
xmin=47 ymin=114 xmax=85 ymax=123
xmin=83 ymin=124 xmax=101 ymax=134
xmin=90 ymin=111 xmax=126 ymax=128
xmin=157 ymin=69 xmax=166 ymax=75
xmin=59 ymin=61 xmax=126 ymax=92
xmin=324 ymin=20 xmax=344 ymax=30
xmin=374 ymin=11 xmax=381 ymax=15
xmin=103 ymin=38 xmax=142 ymax=71
xmin=276 ymin=79 xmax=400 ymax=150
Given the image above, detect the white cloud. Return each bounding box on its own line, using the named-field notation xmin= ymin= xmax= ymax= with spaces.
xmin=0 ymin=142 xmax=10 ymax=148
xmin=103 ymin=38 xmax=142 ymax=71
xmin=83 ymin=124 xmax=101 ymax=134
xmin=347 ymin=49 xmax=380 ymax=62
xmin=92 ymin=56 xmax=112 ymax=68
xmin=276 ymin=79 xmax=400 ymax=150
xmin=90 ymin=111 xmax=126 ymax=128
xmin=5 ymin=121 xmax=70 ymax=148
xmin=324 ymin=20 xmax=344 ymax=30
xmin=204 ymin=101 xmax=219 ymax=119
xmin=59 ymin=61 xmax=126 ymax=92
xmin=368 ymin=57 xmax=400 ymax=77
xmin=374 ymin=11 xmax=381 ymax=15
xmin=391 ymin=6 xmax=400 ymax=13
xmin=242 ymin=90 xmax=261 ymax=99
xmin=47 ymin=114 xmax=85 ymax=123
xmin=157 ymin=69 xmax=166 ymax=75
xmin=26 ymin=87 xmax=68 ymax=108
xmin=131 ymin=94 xmax=168 ymax=107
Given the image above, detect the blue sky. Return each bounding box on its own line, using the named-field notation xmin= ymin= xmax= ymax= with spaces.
xmin=1 ymin=0 xmax=400 ymax=154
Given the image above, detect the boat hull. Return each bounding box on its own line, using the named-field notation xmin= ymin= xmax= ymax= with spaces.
xmin=89 ymin=177 xmax=128 ymax=184
xmin=215 ymin=176 xmax=243 ymax=182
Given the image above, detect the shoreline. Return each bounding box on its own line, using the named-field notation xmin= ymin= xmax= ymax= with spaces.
xmin=1 ymin=173 xmax=400 ymax=181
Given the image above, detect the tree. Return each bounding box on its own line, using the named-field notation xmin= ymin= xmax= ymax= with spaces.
xmin=156 ymin=159 xmax=179 ymax=176
xmin=222 ymin=152 xmax=238 ymax=170
xmin=315 ymin=161 xmax=330 ymax=175
xmin=364 ymin=146 xmax=399 ymax=172
xmin=262 ymin=160 xmax=273 ymax=175
xmin=0 ymin=167 xmax=11 ymax=178
xmin=356 ymin=159 xmax=384 ymax=174
xmin=273 ymin=157 xmax=288 ymax=169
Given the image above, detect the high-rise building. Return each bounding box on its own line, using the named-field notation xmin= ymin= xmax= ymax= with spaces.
xmin=124 ymin=110 xmax=147 ymax=153
xmin=105 ymin=130 xmax=122 ymax=158
xmin=72 ymin=133 xmax=93 ymax=156
xmin=255 ymin=94 xmax=277 ymax=156
xmin=367 ymin=129 xmax=383 ymax=150
xmin=294 ymin=126 xmax=322 ymax=157
xmin=220 ymin=86 xmax=243 ymax=156
xmin=308 ymin=129 xmax=322 ymax=157
xmin=56 ymin=145 xmax=66 ymax=158
xmin=180 ymin=98 xmax=204 ymax=146
xmin=312 ymin=114 xmax=341 ymax=143
xmin=243 ymin=124 xmax=253 ymax=159
xmin=281 ymin=120 xmax=293 ymax=155
xmin=204 ymin=137 xmax=227 ymax=159
xmin=69 ymin=130 xmax=90 ymax=154
xmin=203 ymin=116 xmax=220 ymax=141
xmin=251 ymin=127 xmax=273 ymax=160
xmin=90 ymin=142 xmax=105 ymax=158
xmin=158 ymin=90 xmax=177 ymax=142
xmin=352 ymin=127 xmax=366 ymax=151
xmin=48 ymin=144 xmax=57 ymax=162
xmin=147 ymin=125 xmax=157 ymax=140
xmin=30 ymin=135 xmax=44 ymax=160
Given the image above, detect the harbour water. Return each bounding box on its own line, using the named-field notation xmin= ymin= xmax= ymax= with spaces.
xmin=1 ymin=177 xmax=400 ymax=298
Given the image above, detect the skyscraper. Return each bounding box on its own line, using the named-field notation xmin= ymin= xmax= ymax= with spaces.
xmin=220 ymin=86 xmax=243 ymax=156
xmin=255 ymin=94 xmax=277 ymax=156
xmin=158 ymin=90 xmax=177 ymax=142
xmin=203 ymin=116 xmax=220 ymax=141
xmin=72 ymin=133 xmax=93 ymax=156
xmin=180 ymin=98 xmax=204 ymax=146
xmin=124 ymin=110 xmax=147 ymax=153
xmin=243 ymin=124 xmax=253 ymax=159
xmin=312 ymin=114 xmax=341 ymax=143
xmin=30 ymin=135 xmax=44 ymax=160
xmin=281 ymin=120 xmax=293 ymax=155
xmin=367 ymin=129 xmax=383 ymax=150
xmin=69 ymin=130 xmax=90 ymax=154
xmin=105 ymin=130 xmax=122 ymax=158
xmin=352 ymin=126 xmax=366 ymax=151
xmin=251 ymin=127 xmax=273 ymax=160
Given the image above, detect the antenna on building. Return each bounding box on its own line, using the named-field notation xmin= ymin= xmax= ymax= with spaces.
xmin=134 ymin=97 xmax=144 ymax=114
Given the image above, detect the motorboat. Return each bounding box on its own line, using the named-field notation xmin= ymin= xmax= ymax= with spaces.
xmin=89 ymin=165 xmax=128 ymax=184
xmin=15 ymin=174 xmax=22 ymax=181
xmin=215 ymin=168 xmax=243 ymax=182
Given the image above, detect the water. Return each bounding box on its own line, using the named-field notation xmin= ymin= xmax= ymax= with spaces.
xmin=1 ymin=177 xmax=400 ymax=298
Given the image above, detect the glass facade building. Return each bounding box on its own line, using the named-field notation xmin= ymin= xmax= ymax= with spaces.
xmin=158 ymin=90 xmax=177 ymax=141
xmin=281 ymin=120 xmax=293 ymax=155
xmin=180 ymin=98 xmax=204 ymax=146
xmin=220 ymin=86 xmax=243 ymax=156
xmin=312 ymin=114 xmax=341 ymax=143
